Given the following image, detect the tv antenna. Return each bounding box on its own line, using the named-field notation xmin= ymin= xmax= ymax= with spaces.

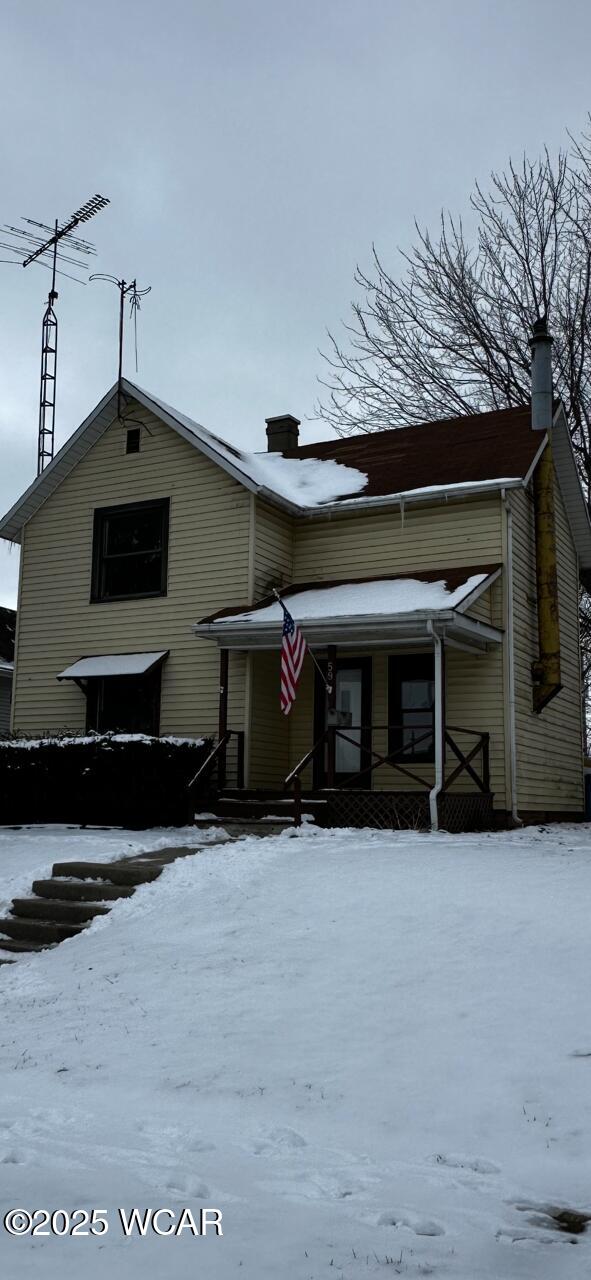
xmin=90 ymin=275 xmax=151 ymax=422
xmin=0 ymin=194 xmax=110 ymax=474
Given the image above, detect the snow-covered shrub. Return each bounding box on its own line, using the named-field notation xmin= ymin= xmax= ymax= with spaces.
xmin=0 ymin=732 xmax=214 ymax=827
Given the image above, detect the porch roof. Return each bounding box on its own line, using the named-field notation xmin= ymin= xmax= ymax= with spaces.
xmin=193 ymin=567 xmax=503 ymax=653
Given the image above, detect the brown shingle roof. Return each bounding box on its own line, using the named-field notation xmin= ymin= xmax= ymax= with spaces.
xmin=289 ymin=404 xmax=540 ymax=499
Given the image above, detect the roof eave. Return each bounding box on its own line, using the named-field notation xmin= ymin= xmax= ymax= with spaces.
xmin=192 ymin=610 xmax=503 ymax=651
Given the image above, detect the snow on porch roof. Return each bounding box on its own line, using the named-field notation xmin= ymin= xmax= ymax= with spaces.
xmin=57 ymin=651 xmax=169 ymax=680
xmin=194 ymin=567 xmax=503 ymax=651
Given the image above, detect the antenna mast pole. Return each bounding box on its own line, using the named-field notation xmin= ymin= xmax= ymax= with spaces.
xmin=90 ymin=275 xmax=151 ymax=420
xmin=0 ymin=193 xmax=110 ymax=475
xmin=37 ymin=220 xmax=59 ymax=474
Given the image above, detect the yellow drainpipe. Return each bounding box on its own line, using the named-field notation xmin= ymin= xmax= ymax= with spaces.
xmin=530 ymin=319 xmax=562 ymax=713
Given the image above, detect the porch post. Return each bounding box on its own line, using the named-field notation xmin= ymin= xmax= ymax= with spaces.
xmin=428 ymin=629 xmax=445 ymax=832
xmin=326 ymin=644 xmax=337 ymax=788
xmin=218 ymin=648 xmax=229 ymax=789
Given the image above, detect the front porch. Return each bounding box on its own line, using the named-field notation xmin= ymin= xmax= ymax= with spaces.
xmin=193 ymin=571 xmax=505 ymax=832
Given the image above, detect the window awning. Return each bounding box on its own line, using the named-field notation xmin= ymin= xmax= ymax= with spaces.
xmin=57 ymin=651 xmax=169 ymax=681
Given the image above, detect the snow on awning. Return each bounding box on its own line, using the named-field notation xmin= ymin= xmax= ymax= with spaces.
xmin=57 ymin=651 xmax=169 ymax=681
xmin=193 ymin=569 xmax=503 ymax=652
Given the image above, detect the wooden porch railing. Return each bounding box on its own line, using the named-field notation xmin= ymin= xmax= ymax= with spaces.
xmin=284 ymin=723 xmax=490 ymax=827
xmin=187 ymin=729 xmax=245 ymax=793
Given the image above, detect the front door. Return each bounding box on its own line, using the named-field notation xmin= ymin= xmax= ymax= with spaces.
xmin=313 ymin=658 xmax=372 ymax=788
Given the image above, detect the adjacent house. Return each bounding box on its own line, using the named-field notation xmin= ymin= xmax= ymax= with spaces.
xmin=1 ymin=322 xmax=589 ymax=828
xmin=0 ymin=606 xmax=16 ymax=735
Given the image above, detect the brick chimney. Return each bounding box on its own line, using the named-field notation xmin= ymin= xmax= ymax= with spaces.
xmin=265 ymin=414 xmax=300 ymax=453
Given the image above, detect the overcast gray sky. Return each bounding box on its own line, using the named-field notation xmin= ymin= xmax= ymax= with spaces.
xmin=1 ymin=0 xmax=591 ymax=605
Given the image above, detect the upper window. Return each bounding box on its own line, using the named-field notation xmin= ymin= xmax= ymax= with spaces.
xmin=91 ymin=498 xmax=170 ymax=602
xmin=388 ymin=655 xmax=435 ymax=762
xmin=126 ymin=427 xmax=141 ymax=454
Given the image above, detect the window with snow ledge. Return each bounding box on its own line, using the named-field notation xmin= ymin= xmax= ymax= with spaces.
xmin=90 ymin=498 xmax=170 ymax=602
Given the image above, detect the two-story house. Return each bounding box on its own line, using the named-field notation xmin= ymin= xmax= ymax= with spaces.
xmin=1 ymin=322 xmax=590 ymax=829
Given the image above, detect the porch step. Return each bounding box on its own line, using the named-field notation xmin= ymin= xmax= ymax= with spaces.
xmin=52 ymin=861 xmax=164 ymax=885
xmin=193 ymin=817 xmax=294 ymax=836
xmin=0 ymin=916 xmax=87 ymax=945
xmin=11 ymin=898 xmax=110 ymax=925
xmin=215 ymin=796 xmax=327 ymax=820
xmin=32 ymin=878 xmax=136 ymax=902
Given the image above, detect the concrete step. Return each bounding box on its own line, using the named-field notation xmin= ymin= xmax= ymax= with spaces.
xmin=11 ymin=898 xmax=110 ymax=924
xmin=32 ymin=879 xmax=136 ymax=902
xmin=214 ymin=799 xmax=299 ymax=819
xmin=0 ymin=916 xmax=88 ymax=945
xmin=52 ymin=861 xmax=163 ymax=886
xmin=0 ymin=938 xmax=54 ymax=954
xmin=193 ymin=817 xmax=294 ymax=835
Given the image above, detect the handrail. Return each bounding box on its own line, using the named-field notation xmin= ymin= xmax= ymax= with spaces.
xmin=187 ymin=729 xmax=245 ymax=791
xmin=285 ymin=732 xmax=328 ymax=788
xmin=284 ymin=723 xmax=491 ymax=826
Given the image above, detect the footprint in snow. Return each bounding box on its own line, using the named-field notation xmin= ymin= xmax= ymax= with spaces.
xmin=163 ymin=1172 xmax=210 ymax=1199
xmin=0 ymin=1150 xmax=24 ymax=1165
xmin=378 ymin=1209 xmax=445 ymax=1236
xmin=251 ymin=1127 xmax=307 ymax=1156
xmin=432 ymin=1152 xmax=500 ymax=1174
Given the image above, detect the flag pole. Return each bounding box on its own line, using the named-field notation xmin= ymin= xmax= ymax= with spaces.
xmin=272 ymin=588 xmax=332 ymax=693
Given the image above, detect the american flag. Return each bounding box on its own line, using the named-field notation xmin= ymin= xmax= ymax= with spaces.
xmin=280 ymin=600 xmax=307 ymax=715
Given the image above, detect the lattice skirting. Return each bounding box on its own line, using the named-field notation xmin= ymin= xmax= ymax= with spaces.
xmin=321 ymin=790 xmax=494 ymax=832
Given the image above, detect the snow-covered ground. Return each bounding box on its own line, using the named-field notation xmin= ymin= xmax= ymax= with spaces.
xmin=0 ymin=824 xmax=220 ymax=918
xmin=0 ymin=822 xmax=589 ymax=1278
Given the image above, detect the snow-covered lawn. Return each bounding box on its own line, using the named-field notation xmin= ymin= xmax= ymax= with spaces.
xmin=0 ymin=823 xmax=589 ymax=1278
xmin=0 ymin=823 xmax=220 ymax=918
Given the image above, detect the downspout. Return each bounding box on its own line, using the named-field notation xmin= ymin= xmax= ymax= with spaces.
xmin=502 ymin=489 xmax=521 ymax=825
xmin=243 ymin=492 xmax=257 ymax=789
xmin=427 ymin=622 xmax=443 ymax=832
xmin=530 ymin=318 xmax=562 ymax=712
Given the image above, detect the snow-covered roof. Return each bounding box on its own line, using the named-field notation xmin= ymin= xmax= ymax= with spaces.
xmin=217 ymin=575 xmax=490 ymax=625
xmin=194 ymin=568 xmax=503 ymax=652
xmin=57 ymin=651 xmax=168 ymax=680
xmin=1 ymin=384 xmax=590 ymax=583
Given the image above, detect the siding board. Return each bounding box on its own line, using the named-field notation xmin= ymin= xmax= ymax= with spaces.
xmin=13 ymin=403 xmax=251 ymax=742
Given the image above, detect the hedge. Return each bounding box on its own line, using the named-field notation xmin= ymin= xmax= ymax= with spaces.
xmin=0 ymin=733 xmax=214 ymax=828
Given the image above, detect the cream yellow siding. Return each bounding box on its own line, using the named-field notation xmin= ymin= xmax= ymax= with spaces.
xmin=248 ymin=651 xmax=290 ymax=788
xmin=293 ymin=497 xmax=503 ymax=581
xmin=253 ymin=500 xmax=294 ymax=599
xmin=13 ymin=403 xmax=251 ymax=753
xmin=510 ymin=482 xmax=584 ymax=813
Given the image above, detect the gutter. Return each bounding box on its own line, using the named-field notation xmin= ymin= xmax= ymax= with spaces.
xmin=254 ymin=476 xmax=525 ymax=523
xmin=192 ymin=612 xmax=503 ymax=649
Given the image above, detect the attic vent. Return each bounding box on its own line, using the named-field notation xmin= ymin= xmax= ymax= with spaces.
xmin=126 ymin=428 xmax=141 ymax=455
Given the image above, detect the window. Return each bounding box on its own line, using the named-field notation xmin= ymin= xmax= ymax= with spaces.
xmin=86 ymin=669 xmax=162 ymax=735
xmin=126 ymin=427 xmax=141 ymax=454
xmin=91 ymin=498 xmax=170 ymax=602
xmin=388 ymin=655 xmax=435 ymax=762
